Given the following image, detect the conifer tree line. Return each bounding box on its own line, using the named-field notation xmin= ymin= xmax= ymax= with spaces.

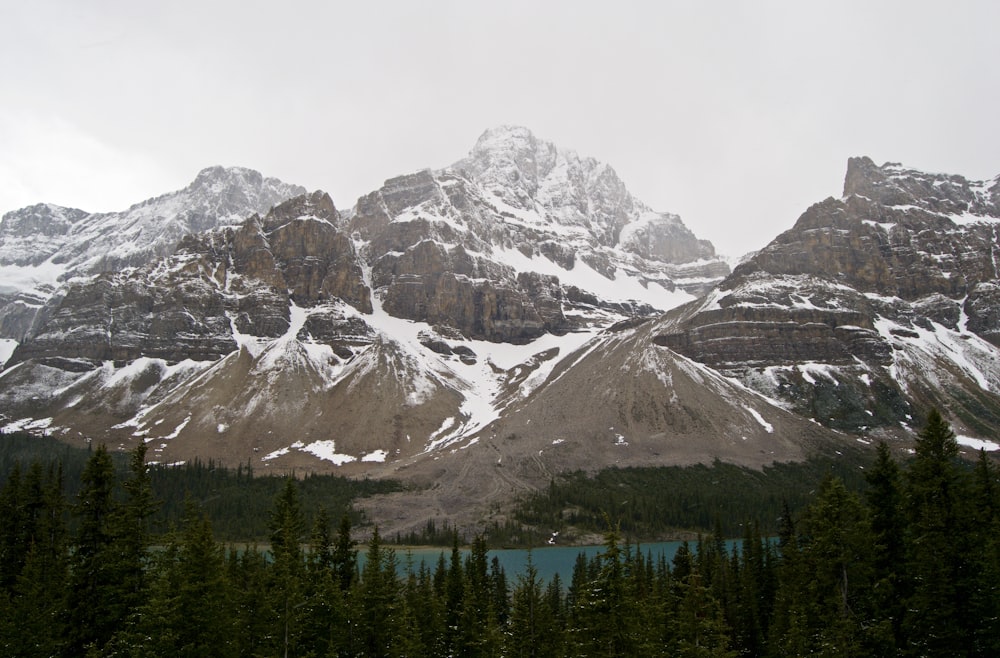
xmin=0 ymin=408 xmax=998 ymax=656
xmin=511 ymin=452 xmax=872 ymax=540
xmin=0 ymin=433 xmax=402 ymax=541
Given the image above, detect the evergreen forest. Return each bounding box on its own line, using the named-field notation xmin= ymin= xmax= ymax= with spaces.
xmin=0 ymin=433 xmax=402 ymax=540
xmin=1 ymin=409 xmax=999 ymax=656
xmin=510 ymin=450 xmax=871 ymax=540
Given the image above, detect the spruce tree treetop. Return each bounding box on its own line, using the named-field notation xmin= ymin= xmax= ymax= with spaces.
xmin=914 ymin=408 xmax=959 ymax=463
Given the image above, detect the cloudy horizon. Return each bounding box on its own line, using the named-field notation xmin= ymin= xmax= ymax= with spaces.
xmin=2 ymin=1 xmax=998 ymax=258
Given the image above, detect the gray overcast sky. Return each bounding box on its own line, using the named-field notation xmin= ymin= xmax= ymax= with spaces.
xmin=2 ymin=1 xmax=998 ymax=257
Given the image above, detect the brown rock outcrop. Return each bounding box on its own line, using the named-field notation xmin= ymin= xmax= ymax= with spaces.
xmin=9 ymin=191 xmax=374 ymax=369
xmin=655 ymin=157 xmax=1000 ymax=434
xmin=371 ymin=238 xmax=571 ymax=342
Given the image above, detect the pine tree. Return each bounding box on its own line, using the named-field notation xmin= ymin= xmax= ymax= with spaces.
xmin=333 ymin=512 xmax=357 ymax=592
xmin=0 ymin=462 xmax=26 ymax=591
xmin=545 ymin=571 xmax=566 ymax=631
xmin=801 ymin=476 xmax=873 ymax=655
xmin=111 ymin=442 xmax=157 ymax=625
xmin=768 ymin=501 xmax=809 ymax=658
xmin=310 ymin=506 xmax=334 ymax=571
xmin=116 ymin=498 xmax=232 ymax=657
xmin=227 ymin=544 xmax=271 ymax=657
xmin=491 ymin=555 xmax=510 ymax=626
xmin=969 ymin=449 xmax=1000 ymax=655
xmin=902 ymin=409 xmax=972 ymax=657
xmin=508 ymin=552 xmax=560 ymax=658
xmin=398 ymin=557 xmax=433 ymax=657
xmin=301 ymin=506 xmax=350 ymax=657
xmin=566 ymin=550 xmax=590 ymax=614
xmin=0 ymin=588 xmax=17 ymax=656
xmin=457 ymin=534 xmax=502 ymax=656
xmin=393 ymin=585 xmax=428 ymax=658
xmin=304 ymin=564 xmax=349 ymax=658
xmin=8 ymin=462 xmax=68 ymax=657
xmin=409 ymin=559 xmax=445 ymax=656
xmin=642 ymin=554 xmax=675 ymax=655
xmin=443 ymin=533 xmax=466 ymax=655
xmin=670 ymin=570 xmax=736 ymax=658
xmin=355 ymin=526 xmax=399 ymax=657
xmin=731 ymin=523 xmax=767 ymax=657
xmin=864 ymin=441 xmax=905 ymax=655
xmin=269 ymin=477 xmax=306 ymax=658
xmin=63 ymin=444 xmax=120 ymax=656
xmin=174 ymin=499 xmax=232 ymax=657
xmin=118 ymin=537 xmax=181 ymax=657
xmin=672 ymin=541 xmax=694 ymax=601
xmin=570 ymin=525 xmax=639 ymax=656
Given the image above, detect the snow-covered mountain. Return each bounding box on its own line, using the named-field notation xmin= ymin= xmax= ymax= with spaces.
xmin=0 ymin=166 xmax=306 ymax=340
xmin=4 ymin=129 xmax=999 ymax=535
xmin=0 ymin=127 xmax=730 ymax=473
xmin=656 ymin=156 xmax=1000 ymax=444
xmin=347 ymin=125 xmax=728 ymax=346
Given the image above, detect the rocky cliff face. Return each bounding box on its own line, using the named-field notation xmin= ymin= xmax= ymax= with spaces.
xmin=0 ymin=165 xmax=307 ymax=276
xmin=8 ymin=191 xmax=370 ymax=370
xmin=0 ymin=127 xmax=731 ymax=475
xmin=0 ymin=167 xmax=306 ymax=341
xmin=15 ymin=129 xmax=968 ymax=537
xmin=655 ymin=157 xmax=1000 ymax=437
xmin=347 ymin=126 xmax=728 ymax=343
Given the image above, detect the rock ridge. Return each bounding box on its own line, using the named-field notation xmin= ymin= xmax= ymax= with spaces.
xmin=656 ymin=157 xmax=1000 ymax=436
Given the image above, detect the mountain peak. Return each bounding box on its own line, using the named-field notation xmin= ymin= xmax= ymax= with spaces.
xmin=0 ymin=203 xmax=88 ymax=237
xmin=0 ymin=165 xmax=308 ymax=296
xmin=192 ymin=164 xmax=261 ymax=183
xmin=470 ymin=125 xmax=539 ymax=156
xmin=843 ymin=156 xmax=1000 ymax=218
xmin=262 ymin=190 xmax=339 ymax=231
xmin=842 ymin=155 xmax=879 ymax=197
xmin=454 ymin=126 xmax=633 ymax=224
xmin=442 ymin=125 xmax=723 ymax=269
xmin=458 ymin=125 xmax=548 ymax=200
xmin=182 ymin=165 xmax=305 ymax=200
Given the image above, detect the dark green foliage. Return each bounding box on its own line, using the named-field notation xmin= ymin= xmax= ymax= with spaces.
xmin=0 ymin=460 xmax=68 ymax=657
xmin=0 ymin=434 xmax=403 ymax=541
xmin=514 ymin=452 xmax=870 ymax=540
xmin=0 ymin=462 xmax=26 ymax=590
xmin=405 ymin=557 xmax=445 ymax=656
xmin=113 ymin=441 xmax=158 ymax=623
xmin=770 ymin=476 xmax=875 ymax=656
xmin=458 ymin=535 xmax=504 ymax=656
xmin=301 ymin=508 xmax=350 ymax=657
xmin=118 ymin=498 xmax=234 ymax=657
xmin=394 ymin=516 xmax=465 ymax=545
xmin=864 ymin=441 xmax=906 ymax=654
xmin=333 ymin=511 xmax=358 ymax=592
xmin=444 ymin=533 xmax=466 ymax=654
xmin=173 ymin=501 xmax=233 ymax=656
xmin=570 ymin=526 xmax=643 ymax=656
xmin=670 ymin=570 xmax=735 ymax=657
xmin=902 ymin=409 xmax=976 ymax=656
xmin=0 ymin=434 xmax=120 ymax=496
xmin=269 ymin=478 xmax=307 ymax=658
xmin=355 ymin=526 xmax=400 ymax=657
xmin=63 ymin=444 xmax=122 ymax=655
xmin=52 ymin=442 xmax=157 ymax=655
xmin=509 ymin=553 xmax=563 ymax=657
xmin=1 ymin=411 xmax=999 ymax=656
xmin=970 ymin=450 xmax=1000 ymax=656
xmin=226 ymin=544 xmax=271 ymax=656
xmin=147 ymin=459 xmax=403 ymax=540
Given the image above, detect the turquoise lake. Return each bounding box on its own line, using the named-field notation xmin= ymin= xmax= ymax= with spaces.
xmin=375 ymin=540 xmax=724 ymax=583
